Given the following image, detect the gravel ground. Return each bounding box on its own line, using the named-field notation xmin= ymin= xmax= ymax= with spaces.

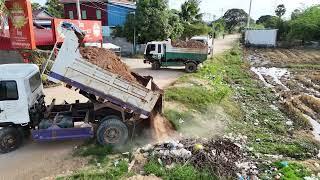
xmin=0 ymin=34 xmax=239 ymax=180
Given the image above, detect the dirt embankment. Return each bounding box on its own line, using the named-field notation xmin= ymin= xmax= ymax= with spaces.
xmin=80 ymin=47 xmax=137 ymax=82
xmin=172 ymin=40 xmax=207 ymax=49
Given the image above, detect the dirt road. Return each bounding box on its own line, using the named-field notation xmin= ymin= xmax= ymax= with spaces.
xmin=0 ymin=34 xmax=238 ymax=180
xmin=123 ymin=34 xmax=239 ymax=88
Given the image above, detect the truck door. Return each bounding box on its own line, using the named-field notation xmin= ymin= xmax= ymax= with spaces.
xmin=0 ymin=82 xmax=5 ymax=121
xmin=0 ymin=81 xmax=28 ymax=124
xmin=156 ymin=44 xmax=163 ymax=63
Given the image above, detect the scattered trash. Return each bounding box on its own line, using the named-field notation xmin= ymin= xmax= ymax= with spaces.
xmin=134 ymin=136 xmax=255 ymax=177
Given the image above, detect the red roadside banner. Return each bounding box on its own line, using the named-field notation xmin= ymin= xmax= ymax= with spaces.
xmin=53 ymin=19 xmax=102 ymax=43
xmin=5 ymin=0 xmax=36 ymax=49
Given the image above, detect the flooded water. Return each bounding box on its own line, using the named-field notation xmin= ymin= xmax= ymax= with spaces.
xmin=251 ymin=66 xmax=320 ymax=142
xmin=303 ymin=115 xmax=320 ymax=142
xmin=250 ymin=67 xmax=290 ymax=90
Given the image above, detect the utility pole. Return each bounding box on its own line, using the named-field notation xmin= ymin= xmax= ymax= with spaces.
xmin=76 ymin=0 xmax=81 ymax=20
xmin=247 ymin=0 xmax=253 ymax=28
xmin=131 ymin=12 xmax=136 ymax=55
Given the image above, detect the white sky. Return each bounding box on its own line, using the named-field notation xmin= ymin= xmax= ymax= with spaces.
xmin=169 ymin=0 xmax=320 ymax=20
xmin=33 ymin=0 xmax=320 ymax=20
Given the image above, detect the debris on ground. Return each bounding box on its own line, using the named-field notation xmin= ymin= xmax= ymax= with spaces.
xmin=131 ymin=135 xmax=258 ymax=179
xmin=126 ymin=175 xmax=162 ymax=180
xmin=80 ymin=47 xmax=137 ymax=82
xmin=171 ymin=40 xmax=207 ymax=49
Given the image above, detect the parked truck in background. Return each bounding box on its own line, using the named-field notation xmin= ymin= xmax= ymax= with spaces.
xmin=143 ymin=41 xmax=208 ymax=73
xmin=0 ymin=24 xmax=162 ymax=153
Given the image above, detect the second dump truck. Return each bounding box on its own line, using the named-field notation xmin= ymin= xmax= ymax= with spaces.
xmin=0 ymin=23 xmax=162 ymax=153
xmin=144 ymin=40 xmax=208 ymax=73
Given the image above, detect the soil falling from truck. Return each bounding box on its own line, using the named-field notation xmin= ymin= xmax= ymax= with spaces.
xmin=80 ymin=47 xmax=137 ymax=82
xmin=79 ymin=47 xmax=174 ymax=141
xmin=150 ymin=112 xmax=176 ymax=141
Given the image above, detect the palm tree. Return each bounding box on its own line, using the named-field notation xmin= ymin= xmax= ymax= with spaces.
xmin=180 ymin=0 xmax=203 ymax=23
xmin=0 ymin=0 xmax=8 ymax=36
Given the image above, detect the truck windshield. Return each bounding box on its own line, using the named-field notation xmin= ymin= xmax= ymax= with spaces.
xmin=146 ymin=44 xmax=156 ymax=55
xmin=29 ymin=73 xmax=41 ymax=92
xmin=0 ymin=81 xmax=19 ymax=101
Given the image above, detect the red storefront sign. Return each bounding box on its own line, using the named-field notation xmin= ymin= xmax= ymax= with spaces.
xmin=53 ymin=19 xmax=102 ymax=43
xmin=5 ymin=0 xmax=36 ymax=49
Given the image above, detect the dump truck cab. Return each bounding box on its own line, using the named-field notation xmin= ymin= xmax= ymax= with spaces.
xmin=0 ymin=64 xmax=43 ymax=126
xmin=144 ymin=41 xmax=166 ymax=65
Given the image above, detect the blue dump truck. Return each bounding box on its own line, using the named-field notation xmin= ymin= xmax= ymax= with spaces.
xmin=0 ymin=24 xmax=162 ymax=153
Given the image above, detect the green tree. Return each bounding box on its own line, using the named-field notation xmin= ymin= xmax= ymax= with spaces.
xmin=181 ymin=22 xmax=210 ymax=39
xmin=275 ymin=4 xmax=286 ymax=19
xmin=45 ymin=0 xmax=64 ymax=18
xmin=179 ymin=0 xmax=202 ymax=23
xmin=31 ymin=2 xmax=42 ymax=11
xmin=211 ymin=19 xmax=225 ymax=36
xmin=256 ymin=15 xmax=272 ymax=24
xmin=262 ymin=16 xmax=279 ymax=28
xmin=288 ymin=5 xmax=320 ymax=41
xmin=291 ymin=9 xmax=302 ymax=20
xmin=222 ymin=9 xmax=248 ymax=32
xmin=168 ymin=11 xmax=184 ymax=40
xmin=0 ymin=0 xmax=8 ymax=36
xmin=122 ymin=0 xmax=173 ymax=43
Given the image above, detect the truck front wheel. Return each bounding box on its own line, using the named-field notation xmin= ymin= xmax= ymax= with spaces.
xmin=151 ymin=61 xmax=161 ymax=70
xmin=96 ymin=118 xmax=128 ymax=146
xmin=185 ymin=62 xmax=197 ymax=73
xmin=0 ymin=127 xmax=23 ymax=153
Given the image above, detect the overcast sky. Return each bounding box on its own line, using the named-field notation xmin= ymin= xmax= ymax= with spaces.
xmin=33 ymin=0 xmax=320 ymax=20
xmin=169 ymin=0 xmax=320 ymax=20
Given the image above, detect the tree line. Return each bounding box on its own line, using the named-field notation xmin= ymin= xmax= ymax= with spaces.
xmin=256 ymin=4 xmax=320 ymax=42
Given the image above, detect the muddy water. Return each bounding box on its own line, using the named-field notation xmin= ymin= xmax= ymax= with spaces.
xmin=304 ymin=115 xmax=320 ymax=142
xmin=250 ymin=67 xmax=290 ymax=90
xmin=251 ymin=66 xmax=320 ymax=142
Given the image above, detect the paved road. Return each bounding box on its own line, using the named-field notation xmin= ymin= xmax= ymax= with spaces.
xmin=0 ymin=34 xmax=239 ymax=180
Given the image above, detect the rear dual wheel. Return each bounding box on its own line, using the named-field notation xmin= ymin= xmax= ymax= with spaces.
xmin=185 ymin=62 xmax=198 ymax=73
xmin=96 ymin=116 xmax=129 ymax=146
xmin=0 ymin=127 xmax=23 ymax=153
xmin=151 ymin=61 xmax=161 ymax=70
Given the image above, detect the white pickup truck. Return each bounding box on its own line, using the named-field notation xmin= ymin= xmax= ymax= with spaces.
xmin=0 ymin=24 xmax=162 ymax=153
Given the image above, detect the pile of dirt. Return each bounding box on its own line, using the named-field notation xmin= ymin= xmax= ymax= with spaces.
xmin=172 ymin=40 xmax=207 ymax=49
xmin=80 ymin=47 xmax=137 ymax=82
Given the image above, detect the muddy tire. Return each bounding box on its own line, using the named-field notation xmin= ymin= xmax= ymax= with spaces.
xmin=185 ymin=62 xmax=197 ymax=73
xmin=96 ymin=118 xmax=128 ymax=146
xmin=0 ymin=127 xmax=23 ymax=153
xmin=151 ymin=61 xmax=161 ymax=70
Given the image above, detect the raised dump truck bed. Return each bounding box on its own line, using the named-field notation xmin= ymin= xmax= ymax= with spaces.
xmin=49 ymin=29 xmax=162 ymax=117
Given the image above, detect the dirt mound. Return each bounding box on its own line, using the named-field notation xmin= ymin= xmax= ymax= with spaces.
xmin=80 ymin=47 xmax=137 ymax=82
xmin=172 ymin=40 xmax=207 ymax=49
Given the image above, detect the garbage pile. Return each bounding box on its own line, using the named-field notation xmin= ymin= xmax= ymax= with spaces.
xmin=172 ymin=40 xmax=208 ymax=49
xmin=80 ymin=47 xmax=137 ymax=82
xmin=134 ymin=136 xmax=258 ymax=178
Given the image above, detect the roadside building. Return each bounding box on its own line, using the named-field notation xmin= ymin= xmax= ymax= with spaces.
xmin=60 ymin=0 xmax=136 ymax=39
